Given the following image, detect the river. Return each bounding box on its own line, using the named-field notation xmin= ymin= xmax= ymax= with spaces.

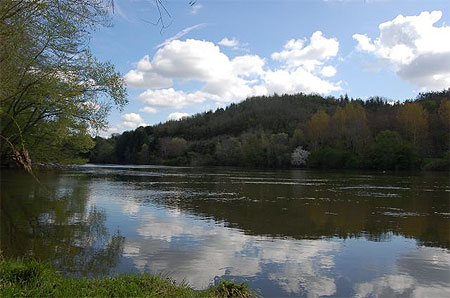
xmin=1 ymin=165 xmax=449 ymax=297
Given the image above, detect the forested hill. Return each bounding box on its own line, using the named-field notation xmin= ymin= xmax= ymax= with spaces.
xmin=89 ymin=90 xmax=450 ymax=170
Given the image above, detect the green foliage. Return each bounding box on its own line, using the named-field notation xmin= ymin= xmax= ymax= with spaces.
xmin=307 ymin=147 xmax=358 ymax=169
xmin=0 ymin=0 xmax=127 ymax=166
xmin=422 ymin=152 xmax=450 ymax=171
xmin=89 ymin=136 xmax=116 ymax=164
xmin=89 ymin=90 xmax=449 ymax=171
xmin=214 ymin=280 xmax=256 ymax=298
xmin=0 ymin=258 xmax=44 ymax=285
xmin=422 ymin=158 xmax=450 ymax=171
xmin=0 ymin=258 xmax=256 ymax=297
xmin=366 ymin=131 xmax=419 ymax=170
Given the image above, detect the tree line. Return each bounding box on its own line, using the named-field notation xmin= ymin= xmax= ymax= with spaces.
xmin=89 ymin=90 xmax=450 ymax=171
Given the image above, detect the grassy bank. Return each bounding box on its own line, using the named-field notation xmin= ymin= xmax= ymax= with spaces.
xmin=0 ymin=258 xmax=256 ymax=297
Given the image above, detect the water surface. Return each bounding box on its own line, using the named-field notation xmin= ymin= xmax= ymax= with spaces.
xmin=1 ymin=165 xmax=449 ymax=297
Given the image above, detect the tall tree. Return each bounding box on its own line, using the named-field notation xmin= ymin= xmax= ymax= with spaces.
xmin=331 ymin=106 xmax=347 ymax=149
xmin=397 ymin=103 xmax=428 ymax=153
xmin=0 ymin=0 xmax=127 ymax=168
xmin=306 ymin=109 xmax=330 ymax=150
xmin=341 ymin=103 xmax=370 ymax=152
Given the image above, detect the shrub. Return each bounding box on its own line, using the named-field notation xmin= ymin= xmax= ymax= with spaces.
xmin=307 ymin=147 xmax=358 ymax=169
xmin=366 ymin=131 xmax=419 ymax=170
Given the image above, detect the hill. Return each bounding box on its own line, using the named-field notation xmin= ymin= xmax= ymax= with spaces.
xmin=89 ymin=90 xmax=450 ymax=170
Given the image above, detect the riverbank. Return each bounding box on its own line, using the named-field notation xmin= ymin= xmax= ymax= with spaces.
xmin=0 ymin=258 xmax=255 ymax=297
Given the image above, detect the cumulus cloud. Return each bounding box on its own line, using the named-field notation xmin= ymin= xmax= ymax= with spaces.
xmin=219 ymin=37 xmax=239 ymax=47
xmin=264 ymin=30 xmax=341 ymax=94
xmin=219 ymin=37 xmax=249 ymax=51
xmin=272 ymin=31 xmax=339 ymax=71
xmin=231 ymin=55 xmax=265 ymax=76
xmin=353 ymin=10 xmax=450 ymax=90
xmin=263 ymin=67 xmax=341 ymax=94
xmin=124 ymin=55 xmax=173 ymax=89
xmin=167 ymin=112 xmax=190 ymax=121
xmin=137 ymin=88 xmax=208 ymax=109
xmin=121 ymin=113 xmax=147 ymax=128
xmin=139 ymin=106 xmax=158 ymax=114
xmin=105 ymin=112 xmax=148 ymax=135
xmin=320 ymin=65 xmax=337 ymax=77
xmin=126 ymin=33 xmax=341 ymax=113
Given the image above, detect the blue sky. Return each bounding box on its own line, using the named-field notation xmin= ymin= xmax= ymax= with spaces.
xmin=89 ymin=0 xmax=450 ymax=135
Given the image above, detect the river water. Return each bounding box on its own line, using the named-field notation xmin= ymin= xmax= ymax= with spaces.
xmin=1 ymin=165 xmax=449 ymax=297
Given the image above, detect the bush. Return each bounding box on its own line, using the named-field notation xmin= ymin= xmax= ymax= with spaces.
xmin=291 ymin=146 xmax=310 ymax=167
xmin=307 ymin=147 xmax=358 ymax=169
xmin=366 ymin=131 xmax=419 ymax=170
xmin=423 ymin=157 xmax=449 ymax=171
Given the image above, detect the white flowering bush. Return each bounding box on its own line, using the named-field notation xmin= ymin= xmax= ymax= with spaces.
xmin=291 ymin=146 xmax=310 ymax=167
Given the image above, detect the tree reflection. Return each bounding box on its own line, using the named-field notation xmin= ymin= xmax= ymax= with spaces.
xmin=1 ymin=170 xmax=124 ymax=276
xmin=128 ymin=168 xmax=449 ymax=249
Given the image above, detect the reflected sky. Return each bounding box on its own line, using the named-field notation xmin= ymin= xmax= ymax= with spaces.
xmin=1 ymin=165 xmax=449 ymax=297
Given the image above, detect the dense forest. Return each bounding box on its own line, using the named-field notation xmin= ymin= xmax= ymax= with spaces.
xmin=88 ymin=90 xmax=450 ymax=171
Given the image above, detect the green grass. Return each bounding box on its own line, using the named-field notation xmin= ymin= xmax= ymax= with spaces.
xmin=0 ymin=257 xmax=256 ymax=297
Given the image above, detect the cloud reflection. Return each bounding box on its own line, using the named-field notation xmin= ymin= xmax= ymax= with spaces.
xmin=354 ymin=247 xmax=450 ymax=298
xmin=125 ymin=207 xmax=339 ymax=296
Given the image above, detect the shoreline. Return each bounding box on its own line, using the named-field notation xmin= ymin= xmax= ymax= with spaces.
xmin=0 ymin=258 xmax=255 ymax=298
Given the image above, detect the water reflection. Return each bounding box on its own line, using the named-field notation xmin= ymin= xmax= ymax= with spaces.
xmin=1 ymin=170 xmax=124 ymax=276
xmin=1 ymin=166 xmax=449 ymax=297
xmin=354 ymin=247 xmax=450 ymax=297
xmin=123 ymin=206 xmax=340 ymax=295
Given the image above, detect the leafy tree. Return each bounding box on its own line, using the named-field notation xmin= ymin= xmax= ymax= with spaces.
xmin=332 ymin=103 xmax=370 ymax=152
xmin=331 ymin=106 xmax=347 ymax=148
xmin=306 ymin=109 xmax=330 ymax=150
xmin=290 ymin=128 xmax=305 ymax=148
xmin=438 ymin=100 xmax=450 ymax=132
xmin=0 ymin=0 xmax=127 ymax=168
xmin=308 ymin=147 xmax=358 ymax=169
xmin=366 ymin=130 xmax=418 ymax=170
xmin=89 ymin=136 xmax=116 ymax=164
xmin=397 ymin=103 xmax=428 ymax=153
xmin=137 ymin=144 xmax=150 ymax=164
xmin=215 ymin=137 xmax=243 ymax=166
xmin=159 ymin=137 xmax=187 ymax=159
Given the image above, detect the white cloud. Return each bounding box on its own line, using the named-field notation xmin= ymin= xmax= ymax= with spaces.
xmin=138 ymin=88 xmax=208 ymax=109
xmin=272 ymin=31 xmax=339 ymax=71
xmin=124 ymin=55 xmax=173 ymax=88
xmin=218 ymin=37 xmax=249 ymax=51
xmin=126 ymin=34 xmax=341 ymax=113
xmin=353 ymin=11 xmax=450 ymax=90
xmin=231 ymin=55 xmax=265 ymax=76
xmin=321 ymin=65 xmax=337 ymax=77
xmin=124 ymin=69 xmax=173 ymax=89
xmin=104 ymin=112 xmax=148 ymax=136
xmin=263 ymin=67 xmax=341 ymax=94
xmin=219 ymin=37 xmax=239 ymax=47
xmin=353 ymin=34 xmax=376 ymax=52
xmin=152 ymin=39 xmax=232 ymax=80
xmin=139 ymin=106 xmax=158 ymax=114
xmin=167 ymin=112 xmax=190 ymax=121
xmin=121 ymin=112 xmax=147 ymax=128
